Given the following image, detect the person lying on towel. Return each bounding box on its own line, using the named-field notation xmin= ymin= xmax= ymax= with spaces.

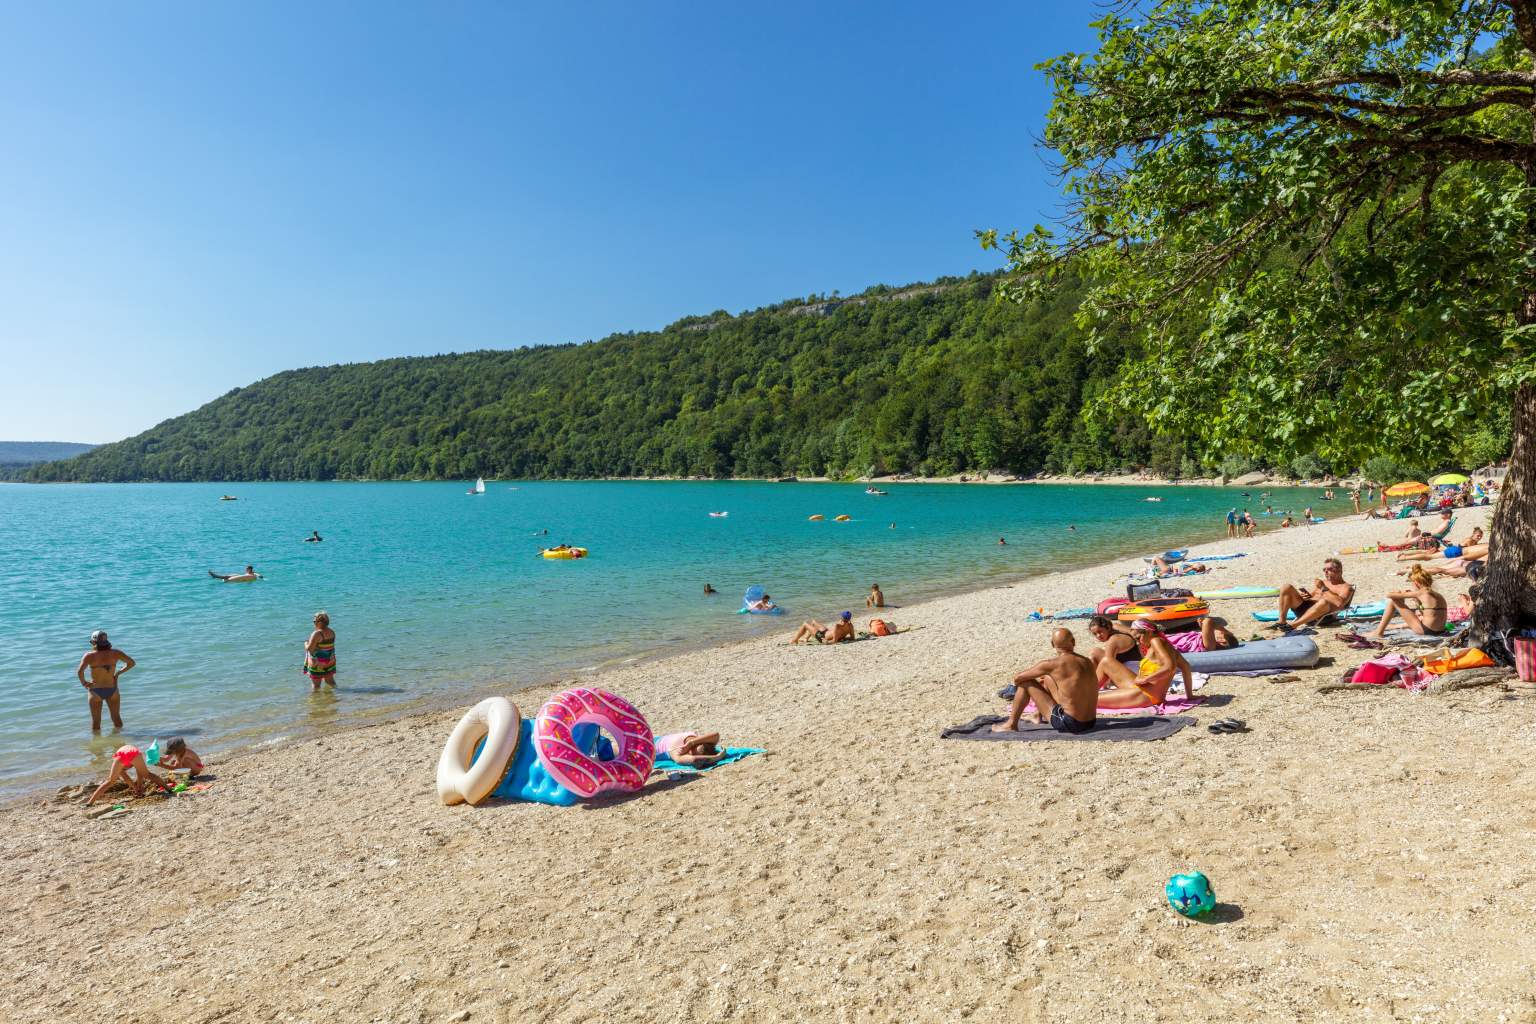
xmin=991 ymin=628 xmax=1099 ymax=734
xmin=654 ymin=731 xmax=726 ymax=767
xmin=1095 ymin=620 xmax=1195 ymax=708
xmin=1164 ymin=616 xmax=1239 ymax=654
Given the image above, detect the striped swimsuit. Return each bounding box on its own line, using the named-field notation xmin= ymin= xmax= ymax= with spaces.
xmin=305 ymin=632 xmax=336 ymax=680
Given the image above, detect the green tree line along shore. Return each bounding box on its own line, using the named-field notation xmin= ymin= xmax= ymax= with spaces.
xmin=18 ymin=272 xmax=1512 ymax=484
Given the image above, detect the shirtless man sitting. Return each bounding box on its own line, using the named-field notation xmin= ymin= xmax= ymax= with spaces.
xmin=1269 ymin=558 xmax=1353 ymax=630
xmin=991 ymin=628 xmax=1098 ymax=733
xmin=1096 ymin=621 xmax=1195 ymax=708
xmin=1085 ymin=615 xmax=1137 ymax=681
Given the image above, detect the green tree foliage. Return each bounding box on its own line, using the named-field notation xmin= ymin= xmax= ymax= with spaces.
xmin=25 ymin=274 xmax=1202 ymax=483
xmin=983 ymin=0 xmax=1535 ymax=634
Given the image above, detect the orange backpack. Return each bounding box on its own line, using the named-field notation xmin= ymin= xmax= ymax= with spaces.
xmin=870 ymin=619 xmax=894 ymax=636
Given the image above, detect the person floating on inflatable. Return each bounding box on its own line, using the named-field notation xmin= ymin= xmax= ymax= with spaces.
xmin=210 ymin=565 xmax=261 ymax=583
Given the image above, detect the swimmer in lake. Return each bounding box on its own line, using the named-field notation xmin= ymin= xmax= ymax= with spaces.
xmin=210 ymin=565 xmax=261 ymax=582
xmin=305 ymin=531 xmax=323 ymax=543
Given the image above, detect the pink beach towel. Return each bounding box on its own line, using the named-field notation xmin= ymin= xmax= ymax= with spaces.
xmin=1022 ymin=694 xmax=1207 ymax=718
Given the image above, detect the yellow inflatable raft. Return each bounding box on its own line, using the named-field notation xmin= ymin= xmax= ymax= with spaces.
xmin=808 ymin=515 xmax=825 ymax=521
xmin=541 ymin=547 xmax=589 ymax=559
xmin=834 ymin=515 xmax=852 ymax=522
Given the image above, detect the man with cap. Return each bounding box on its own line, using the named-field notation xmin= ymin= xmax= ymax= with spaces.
xmin=789 ymin=610 xmax=855 ymax=645
xmin=76 ymin=630 xmax=135 ymax=731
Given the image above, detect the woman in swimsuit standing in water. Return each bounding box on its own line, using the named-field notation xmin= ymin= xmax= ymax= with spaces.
xmin=76 ymin=630 xmax=134 ymax=732
xmin=303 ymin=611 xmax=336 ymax=689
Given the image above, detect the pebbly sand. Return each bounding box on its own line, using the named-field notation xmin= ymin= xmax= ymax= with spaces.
xmin=4 ymin=504 xmax=1531 ymax=1024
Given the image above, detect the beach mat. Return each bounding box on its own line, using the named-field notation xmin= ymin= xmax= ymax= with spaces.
xmin=941 ymin=714 xmax=1194 ymax=743
xmin=652 ymin=747 xmax=763 ymax=774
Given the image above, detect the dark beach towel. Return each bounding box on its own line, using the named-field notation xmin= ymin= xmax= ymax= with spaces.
xmin=940 ymin=714 xmax=1194 ymax=743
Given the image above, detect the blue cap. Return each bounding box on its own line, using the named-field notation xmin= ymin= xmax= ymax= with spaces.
xmin=840 ymin=611 xmax=852 ymax=621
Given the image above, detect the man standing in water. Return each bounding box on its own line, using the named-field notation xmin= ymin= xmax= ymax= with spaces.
xmin=76 ymin=630 xmax=134 ymax=732
xmin=992 ymin=628 xmax=1098 ymax=734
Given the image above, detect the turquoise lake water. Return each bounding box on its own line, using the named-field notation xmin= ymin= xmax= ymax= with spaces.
xmin=0 ymin=481 xmax=1348 ymax=792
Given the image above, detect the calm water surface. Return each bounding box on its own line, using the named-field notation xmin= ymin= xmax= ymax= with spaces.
xmin=0 ymin=481 xmax=1346 ymax=792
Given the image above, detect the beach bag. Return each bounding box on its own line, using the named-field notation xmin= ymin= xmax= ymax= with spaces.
xmin=1126 ymin=579 xmax=1162 ymax=602
xmin=1420 ymin=648 xmax=1495 ymax=676
xmin=870 ymin=618 xmax=894 ymax=637
xmin=1351 ymin=652 xmax=1414 ymax=685
xmin=1511 ymin=636 xmax=1536 ymax=681
xmin=1159 ymin=587 xmax=1195 ymax=599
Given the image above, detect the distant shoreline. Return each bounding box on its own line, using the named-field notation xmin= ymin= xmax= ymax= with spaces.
xmin=8 ymin=472 xmax=1352 ymax=489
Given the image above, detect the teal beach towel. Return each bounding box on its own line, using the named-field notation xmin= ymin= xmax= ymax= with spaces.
xmin=653 ymin=747 xmax=764 ymax=774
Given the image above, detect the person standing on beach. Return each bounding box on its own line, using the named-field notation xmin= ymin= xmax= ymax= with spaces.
xmin=303 ymin=612 xmax=336 ymax=689
xmin=1225 ymin=508 xmax=1238 ymax=538
xmin=76 ymin=630 xmax=133 ymax=732
xmin=991 ymin=628 xmax=1098 ymax=733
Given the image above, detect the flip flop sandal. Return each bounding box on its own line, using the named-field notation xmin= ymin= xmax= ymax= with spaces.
xmin=1207 ymin=718 xmax=1250 ymax=734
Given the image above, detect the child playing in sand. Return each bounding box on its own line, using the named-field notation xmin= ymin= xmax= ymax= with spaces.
xmin=158 ymin=736 xmax=204 ymax=776
xmin=87 ymin=745 xmax=172 ymax=805
xmin=654 ymin=731 xmax=726 ymax=767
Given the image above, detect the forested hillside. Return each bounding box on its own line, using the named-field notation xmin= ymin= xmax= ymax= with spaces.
xmin=0 ymin=442 xmax=95 ymax=467
xmin=22 ymin=271 xmax=1501 ymax=483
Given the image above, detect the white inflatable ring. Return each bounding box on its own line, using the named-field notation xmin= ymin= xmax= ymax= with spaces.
xmin=436 ymin=697 xmax=522 ymax=806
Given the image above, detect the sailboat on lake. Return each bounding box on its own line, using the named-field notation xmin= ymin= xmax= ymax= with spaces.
xmin=467 ymin=477 xmax=486 ymax=495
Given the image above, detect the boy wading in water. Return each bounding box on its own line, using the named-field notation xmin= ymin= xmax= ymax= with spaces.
xmin=992 ymin=628 xmax=1099 ymax=734
xmin=77 ymin=630 xmax=134 ymax=732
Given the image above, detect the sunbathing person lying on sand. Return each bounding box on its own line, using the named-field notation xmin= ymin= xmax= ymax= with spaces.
xmin=1368 ymin=565 xmax=1447 ymax=639
xmin=1086 ymin=615 xmax=1137 ymax=680
xmin=1396 ymin=526 xmax=1485 ymax=562
xmin=1269 ymin=558 xmax=1354 ymax=630
xmin=1095 ymin=621 xmax=1195 ymax=707
xmin=87 ymin=745 xmax=172 ymax=805
xmin=1164 ymin=616 xmax=1239 ymax=654
xmin=991 ymin=628 xmax=1098 ymax=734
xmin=1404 ymin=543 xmax=1489 ymax=578
xmin=654 ymin=731 xmax=725 ymax=766
xmin=790 ymin=611 xmax=854 ymax=645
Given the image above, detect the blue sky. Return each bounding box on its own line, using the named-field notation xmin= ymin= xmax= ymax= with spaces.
xmin=0 ymin=3 xmax=1098 ymax=442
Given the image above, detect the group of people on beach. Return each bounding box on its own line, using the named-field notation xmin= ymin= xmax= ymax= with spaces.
xmin=76 ymin=609 xmax=336 ymax=804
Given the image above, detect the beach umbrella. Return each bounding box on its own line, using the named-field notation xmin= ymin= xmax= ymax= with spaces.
xmin=1430 ymin=473 xmax=1468 ymax=486
xmin=1384 ymin=481 xmax=1431 ymax=496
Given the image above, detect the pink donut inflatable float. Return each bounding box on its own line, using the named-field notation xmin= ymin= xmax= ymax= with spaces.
xmin=533 ymin=687 xmax=654 ymax=799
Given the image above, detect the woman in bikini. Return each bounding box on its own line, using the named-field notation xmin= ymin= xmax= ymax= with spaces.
xmin=76 ymin=630 xmax=133 ymax=732
xmin=1369 ymin=565 xmax=1448 ymax=638
xmin=303 ymin=611 xmax=336 ymax=689
xmin=1095 ymin=621 xmax=1195 ymax=708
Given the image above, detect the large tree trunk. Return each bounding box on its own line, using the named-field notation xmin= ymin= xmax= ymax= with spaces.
xmin=1472 ymin=379 xmax=1536 ymax=643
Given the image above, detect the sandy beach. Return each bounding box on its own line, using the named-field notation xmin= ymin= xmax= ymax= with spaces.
xmin=5 ymin=503 xmax=1528 ymax=1024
